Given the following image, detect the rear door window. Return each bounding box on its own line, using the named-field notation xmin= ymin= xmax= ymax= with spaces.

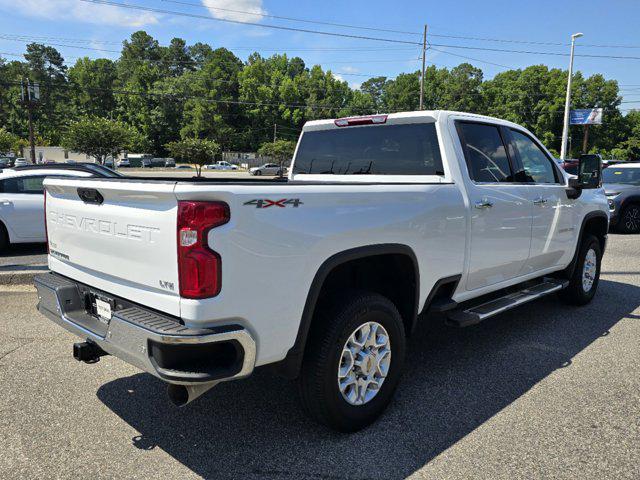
xmin=0 ymin=175 xmax=46 ymax=194
xmin=456 ymin=122 xmax=514 ymax=183
xmin=293 ymin=123 xmax=443 ymax=175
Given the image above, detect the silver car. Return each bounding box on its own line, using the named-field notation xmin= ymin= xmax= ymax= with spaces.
xmin=250 ymin=163 xmax=284 ymax=176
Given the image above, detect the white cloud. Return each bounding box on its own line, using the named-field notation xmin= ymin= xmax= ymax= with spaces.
xmin=341 ymin=66 xmax=360 ymax=74
xmin=201 ymin=0 xmax=266 ymax=23
xmin=0 ymin=0 xmax=158 ymax=28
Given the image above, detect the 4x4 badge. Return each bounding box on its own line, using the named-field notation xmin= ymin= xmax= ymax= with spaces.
xmin=243 ymin=199 xmax=303 ymax=208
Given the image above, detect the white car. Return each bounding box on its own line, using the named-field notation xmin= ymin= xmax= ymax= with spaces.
xmin=205 ymin=161 xmax=239 ymax=170
xmin=36 ymin=111 xmax=608 ymax=432
xmin=249 ymin=163 xmax=284 ymax=176
xmin=0 ymin=164 xmax=121 ymax=250
xmin=13 ymin=158 xmax=29 ymax=167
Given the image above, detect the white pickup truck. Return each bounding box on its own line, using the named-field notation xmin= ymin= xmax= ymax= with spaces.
xmin=35 ymin=111 xmax=608 ymax=432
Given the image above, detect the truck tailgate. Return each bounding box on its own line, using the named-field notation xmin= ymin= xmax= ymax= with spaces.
xmin=44 ymin=178 xmax=181 ymax=316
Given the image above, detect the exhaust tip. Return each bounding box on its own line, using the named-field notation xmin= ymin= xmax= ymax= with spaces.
xmin=167 ymin=384 xmax=189 ymax=407
xmin=167 ymin=382 xmax=219 ymax=407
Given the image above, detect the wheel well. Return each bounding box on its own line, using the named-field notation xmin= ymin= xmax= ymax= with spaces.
xmin=273 ymin=246 xmax=418 ymax=379
xmin=315 ymin=253 xmax=418 ymax=335
xmin=583 ymin=215 xmax=608 ymax=252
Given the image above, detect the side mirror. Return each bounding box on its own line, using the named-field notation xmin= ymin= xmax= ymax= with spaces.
xmin=566 ymin=154 xmax=602 ymax=199
xmin=577 ymin=154 xmax=602 ymax=189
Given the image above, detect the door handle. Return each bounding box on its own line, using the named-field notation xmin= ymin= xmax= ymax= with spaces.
xmin=533 ymin=196 xmax=548 ymax=205
xmin=474 ymin=198 xmax=494 ymax=209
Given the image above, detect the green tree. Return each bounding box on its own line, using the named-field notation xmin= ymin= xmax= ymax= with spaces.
xmin=0 ymin=128 xmax=21 ymax=154
xmin=258 ymin=139 xmax=296 ymax=175
xmin=165 ymin=138 xmax=221 ymax=176
xmin=23 ymin=43 xmax=69 ymax=144
xmin=68 ymin=57 xmax=117 ymax=118
xmin=360 ymin=76 xmax=387 ymax=112
xmin=62 ymin=117 xmax=135 ymax=164
xmin=382 ymin=72 xmax=420 ymax=112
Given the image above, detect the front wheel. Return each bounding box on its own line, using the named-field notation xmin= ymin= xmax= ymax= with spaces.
xmin=298 ymin=291 xmax=406 ymax=432
xmin=558 ymin=234 xmax=602 ymax=305
xmin=255 ymin=170 xmax=262 ymax=176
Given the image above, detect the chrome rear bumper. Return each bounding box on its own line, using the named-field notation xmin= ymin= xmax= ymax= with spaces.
xmin=34 ymin=272 xmax=256 ymax=386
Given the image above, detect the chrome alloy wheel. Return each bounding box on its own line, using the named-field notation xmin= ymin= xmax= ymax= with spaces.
xmin=338 ymin=322 xmax=391 ymax=406
xmin=582 ymin=248 xmax=597 ymax=292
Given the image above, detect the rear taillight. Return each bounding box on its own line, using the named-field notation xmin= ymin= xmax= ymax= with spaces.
xmin=334 ymin=114 xmax=387 ymax=127
xmin=177 ymin=201 xmax=229 ymax=299
xmin=44 ymin=190 xmax=49 ymax=254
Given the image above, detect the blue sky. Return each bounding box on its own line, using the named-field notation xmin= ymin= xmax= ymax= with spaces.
xmin=1 ymin=0 xmax=639 ymax=110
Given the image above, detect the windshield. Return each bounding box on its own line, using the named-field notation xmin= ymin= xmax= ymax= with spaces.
xmin=293 ymin=123 xmax=443 ymax=175
xmin=602 ymin=167 xmax=640 ymax=185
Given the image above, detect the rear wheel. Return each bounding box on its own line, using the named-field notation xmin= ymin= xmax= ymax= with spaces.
xmin=298 ymin=291 xmax=406 ymax=432
xmin=558 ymin=234 xmax=602 ymax=305
xmin=619 ymin=204 xmax=640 ymax=234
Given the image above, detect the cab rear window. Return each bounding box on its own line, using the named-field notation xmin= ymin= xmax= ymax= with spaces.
xmin=292 ymin=123 xmax=443 ymax=175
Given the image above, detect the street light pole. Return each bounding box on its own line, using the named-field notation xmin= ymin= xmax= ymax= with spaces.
xmin=560 ymin=32 xmax=583 ymax=161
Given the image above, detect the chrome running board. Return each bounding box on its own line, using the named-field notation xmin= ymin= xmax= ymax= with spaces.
xmin=447 ymin=278 xmax=569 ymax=327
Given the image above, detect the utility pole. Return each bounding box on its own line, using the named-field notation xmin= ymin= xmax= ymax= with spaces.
xmin=582 ymin=124 xmax=590 ymax=154
xmin=560 ymin=32 xmax=583 ymax=161
xmin=273 ymin=123 xmax=277 ymax=142
xmin=21 ymin=79 xmax=38 ymax=164
xmin=419 ymin=24 xmax=428 ymax=110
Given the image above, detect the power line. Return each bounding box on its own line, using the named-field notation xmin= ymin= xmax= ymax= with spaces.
xmin=429 ymin=46 xmax=514 ymax=69
xmin=428 ymin=42 xmax=640 ymax=61
xmin=156 ymin=1 xmax=640 ymax=50
xmin=427 ymin=31 xmax=640 ymax=50
xmin=0 ymin=32 xmax=420 ymax=52
xmin=0 ymin=79 xmax=368 ymax=112
xmin=79 ymin=0 xmax=423 ymax=46
xmin=161 ymin=0 xmax=422 ymax=37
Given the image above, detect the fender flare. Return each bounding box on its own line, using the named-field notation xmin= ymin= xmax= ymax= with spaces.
xmin=274 ymin=243 xmax=419 ymax=379
xmin=563 ymin=210 xmax=609 ymax=278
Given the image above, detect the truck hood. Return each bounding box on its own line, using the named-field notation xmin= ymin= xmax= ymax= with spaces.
xmin=604 ymin=183 xmax=640 ymax=196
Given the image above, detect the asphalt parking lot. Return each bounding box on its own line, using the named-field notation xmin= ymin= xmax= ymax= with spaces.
xmin=0 ymin=234 xmax=639 ymax=479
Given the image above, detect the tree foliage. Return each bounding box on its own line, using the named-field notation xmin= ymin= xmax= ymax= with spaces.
xmin=62 ymin=117 xmax=135 ymax=163
xmin=0 ymin=128 xmax=22 ymax=154
xmin=165 ymin=138 xmax=221 ymax=176
xmin=0 ymin=32 xmax=638 ymax=161
xmin=258 ymin=139 xmax=296 ymax=160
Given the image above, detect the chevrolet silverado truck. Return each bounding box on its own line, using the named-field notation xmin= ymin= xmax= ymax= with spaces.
xmin=34 ymin=111 xmax=608 ymax=432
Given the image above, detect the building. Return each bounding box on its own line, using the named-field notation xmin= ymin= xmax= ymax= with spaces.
xmin=27 ymin=146 xmax=97 ymax=163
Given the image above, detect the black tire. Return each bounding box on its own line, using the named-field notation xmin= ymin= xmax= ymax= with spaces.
xmin=558 ymin=234 xmax=602 ymax=305
xmin=618 ymin=203 xmax=640 ymax=234
xmin=255 ymin=170 xmax=262 ymax=176
xmin=298 ymin=291 xmax=406 ymax=432
xmin=0 ymin=222 xmax=8 ymax=252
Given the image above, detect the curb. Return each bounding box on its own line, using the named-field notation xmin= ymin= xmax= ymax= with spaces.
xmin=0 ymin=269 xmax=48 ymax=286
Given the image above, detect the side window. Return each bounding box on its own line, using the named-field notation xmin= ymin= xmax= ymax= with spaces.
xmin=457 ymin=122 xmax=514 ymax=183
xmin=0 ymin=176 xmax=46 ymax=194
xmin=510 ymin=129 xmax=558 ymax=184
